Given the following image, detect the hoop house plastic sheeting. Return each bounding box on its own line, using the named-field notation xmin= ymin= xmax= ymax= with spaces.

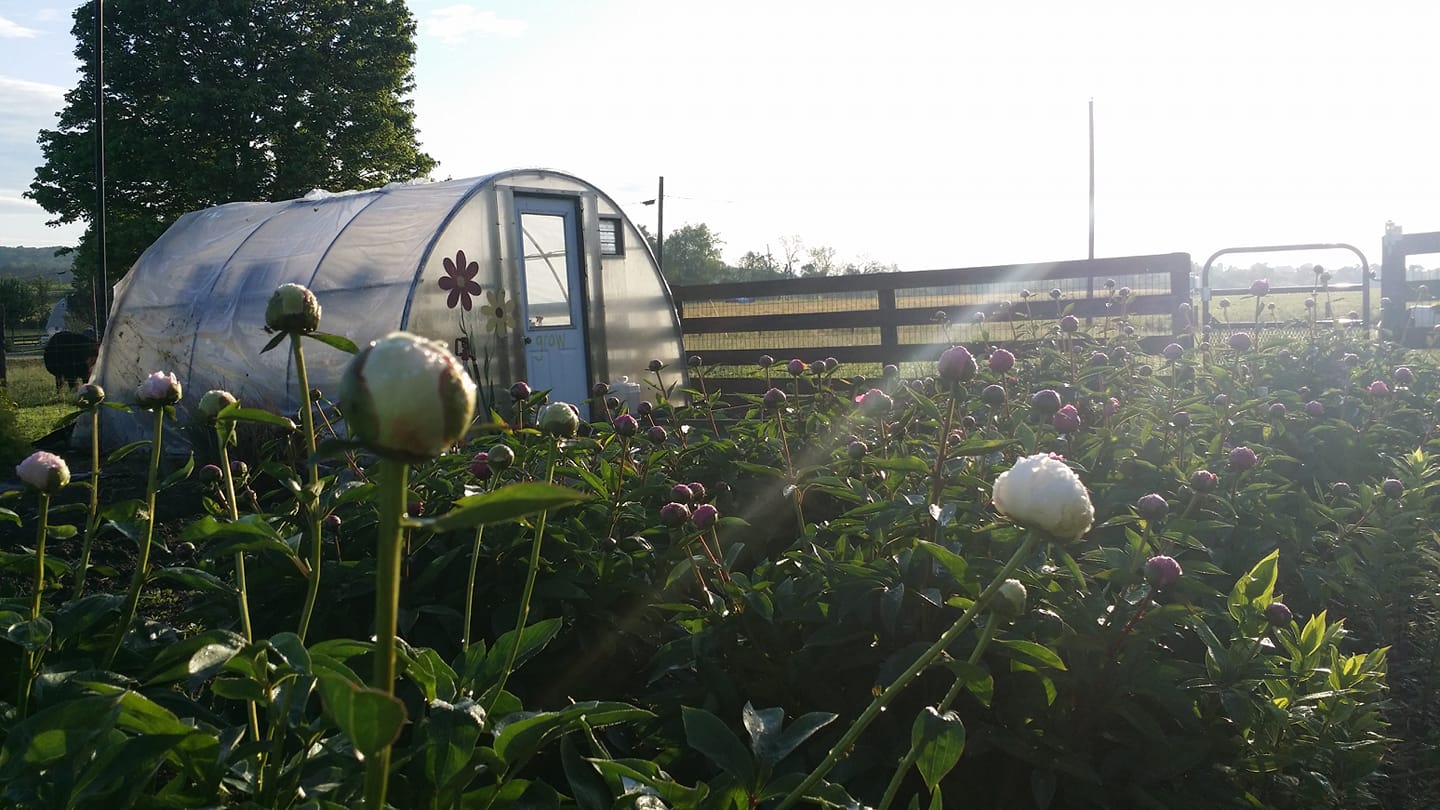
xmin=94 ymin=170 xmax=685 ymax=446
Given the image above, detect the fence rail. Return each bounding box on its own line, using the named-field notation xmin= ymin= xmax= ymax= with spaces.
xmin=673 ymin=253 xmax=1193 ymax=381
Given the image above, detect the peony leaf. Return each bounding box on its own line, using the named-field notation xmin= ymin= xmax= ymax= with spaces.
xmin=422 ymin=482 xmax=589 ymax=533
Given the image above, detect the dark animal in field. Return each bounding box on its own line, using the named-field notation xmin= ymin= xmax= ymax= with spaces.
xmin=43 ymin=330 xmax=99 ymax=393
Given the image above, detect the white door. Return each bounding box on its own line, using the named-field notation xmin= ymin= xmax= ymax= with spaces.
xmin=515 ymin=195 xmax=589 ymax=408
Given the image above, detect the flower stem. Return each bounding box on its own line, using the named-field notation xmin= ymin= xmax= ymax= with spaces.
xmin=486 ymin=442 xmax=558 ymax=715
xmin=19 ymin=491 xmax=52 ymax=719
xmin=105 ymin=406 xmax=165 ymax=668
xmin=462 ymin=477 xmax=496 ymax=652
xmin=293 ymin=335 xmax=324 ymax=642
xmin=877 ymin=612 xmax=1001 ymax=810
xmin=218 ymin=428 xmax=262 ymax=743
xmin=364 ymin=457 xmax=408 ymax=810
xmin=72 ymin=408 xmax=101 ymax=598
xmin=775 ymin=529 xmax=1044 ymax=810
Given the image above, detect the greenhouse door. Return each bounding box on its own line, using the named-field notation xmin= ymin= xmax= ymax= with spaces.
xmin=515 ymin=195 xmax=589 ymax=409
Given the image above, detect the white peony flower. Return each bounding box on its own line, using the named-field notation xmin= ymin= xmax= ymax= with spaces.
xmin=339 ymin=332 xmax=477 ymax=462
xmin=991 ymin=452 xmax=1094 ymax=541
xmin=16 ymin=451 xmax=70 ymax=494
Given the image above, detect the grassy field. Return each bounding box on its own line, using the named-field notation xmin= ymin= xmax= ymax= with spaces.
xmin=4 ymin=355 xmax=78 ymax=444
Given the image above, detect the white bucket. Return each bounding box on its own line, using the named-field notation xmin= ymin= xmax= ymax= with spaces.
xmin=609 ymin=376 xmax=643 ymax=413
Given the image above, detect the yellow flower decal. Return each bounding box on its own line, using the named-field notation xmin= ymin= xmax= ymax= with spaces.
xmin=484 ymin=288 xmax=518 ymax=336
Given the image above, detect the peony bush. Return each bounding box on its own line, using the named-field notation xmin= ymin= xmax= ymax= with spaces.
xmin=0 ymin=288 xmax=1432 ymax=809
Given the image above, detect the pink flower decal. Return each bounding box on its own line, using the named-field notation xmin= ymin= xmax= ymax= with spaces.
xmin=439 ymin=250 xmax=482 ymax=310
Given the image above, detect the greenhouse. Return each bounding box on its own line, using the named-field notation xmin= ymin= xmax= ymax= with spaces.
xmin=92 ymin=169 xmax=684 ymax=443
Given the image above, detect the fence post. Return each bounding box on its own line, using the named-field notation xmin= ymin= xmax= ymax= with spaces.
xmin=0 ymin=303 xmax=8 ymax=387
xmin=877 ymin=287 xmax=898 ymax=360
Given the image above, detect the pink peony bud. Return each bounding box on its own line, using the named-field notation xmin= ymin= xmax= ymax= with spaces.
xmin=1059 ymin=314 xmax=1080 ymax=333
xmin=1228 ymin=332 xmax=1252 ymax=352
xmin=763 ymin=387 xmax=787 ymax=410
xmin=1031 ymin=389 xmax=1062 ymax=415
xmin=16 ymin=451 xmax=70 ymax=493
xmin=1228 ymin=446 xmax=1258 ymax=470
xmin=136 ymin=371 xmax=183 ymax=408
xmin=670 ymin=483 xmax=694 ymax=503
xmin=659 ymin=502 xmax=691 ymax=527
xmin=856 ymin=388 xmax=893 ymax=416
xmin=988 ymin=348 xmax=1015 ymax=373
xmin=938 ymin=345 xmax=977 ymax=382
xmin=787 ymin=359 xmax=807 ymax=376
xmin=692 ymin=503 xmax=719 ymax=530
xmin=1249 ymin=278 xmax=1269 ymax=296
xmin=1136 ymin=493 xmax=1168 ymax=520
xmin=469 ymin=451 xmax=491 ymax=480
xmin=1395 ymin=366 xmax=1415 ymax=385
xmin=1264 ymin=601 xmax=1292 ymax=626
xmin=1144 ymin=555 xmax=1183 ymax=590
xmin=1190 ymin=469 xmax=1218 ymax=492
xmin=1052 ymin=404 xmax=1082 ymax=433
xmin=612 ymin=413 xmax=639 ymax=437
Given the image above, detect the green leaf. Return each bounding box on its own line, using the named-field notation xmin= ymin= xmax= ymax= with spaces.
xmin=1228 ymin=549 xmax=1279 ymax=620
xmin=45 ymin=523 xmax=78 ymax=540
xmin=5 ymin=617 xmax=53 ymax=651
xmin=682 ymin=705 xmax=756 ymax=786
xmin=68 ymin=732 xmax=191 ymax=808
xmin=0 ymin=694 xmax=120 ymax=780
xmin=421 ymin=482 xmax=590 ymax=533
xmin=305 ymin=330 xmax=360 ymax=354
xmin=142 ymin=628 xmax=247 ymax=687
xmin=268 ymin=631 xmax=312 ymax=674
xmin=765 ymin=711 xmax=837 ymax=767
xmin=562 ymin=734 xmax=611 ymax=810
xmin=158 ymin=452 xmax=195 ymax=490
xmin=151 ymin=566 xmax=235 ymax=594
xmin=916 ymin=541 xmax=968 ymax=585
xmin=474 ymin=618 xmax=563 ymax=692
xmin=259 ymin=331 xmax=287 ymax=354
xmin=741 ymin=702 xmax=784 ymax=758
xmin=317 ymin=673 xmax=407 ymax=758
xmin=996 ymin=639 xmax=1067 ymax=671
xmin=425 ymin=699 xmax=485 ymax=802
xmin=107 ymin=440 xmax=150 ymax=464
xmin=182 ymin=515 xmax=297 ymax=559
xmin=910 ymin=706 xmax=965 ymax=792
xmin=224 ymin=406 xmax=298 ymax=430
xmin=585 ymin=757 xmax=708 ymax=806
xmin=0 ymin=507 xmax=18 ymax=526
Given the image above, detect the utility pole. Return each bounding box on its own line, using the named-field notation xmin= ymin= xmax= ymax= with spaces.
xmin=1087 ymin=98 xmax=1095 ymax=260
xmin=92 ymin=0 xmax=109 ymax=336
xmin=656 ymin=175 xmax=664 ymax=273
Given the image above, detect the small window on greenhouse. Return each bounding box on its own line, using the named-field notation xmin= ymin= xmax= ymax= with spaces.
xmin=600 ymin=218 xmax=623 ymax=256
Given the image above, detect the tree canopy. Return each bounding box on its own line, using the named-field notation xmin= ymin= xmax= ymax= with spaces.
xmin=653 ymin=224 xmax=897 ymax=287
xmin=27 ymin=0 xmax=437 ymax=323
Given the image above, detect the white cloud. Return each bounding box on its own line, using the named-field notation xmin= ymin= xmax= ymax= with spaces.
xmin=0 ymin=192 xmax=41 ymax=212
xmin=424 ymin=6 xmax=525 ymax=46
xmin=0 ymin=16 xmax=39 ymax=38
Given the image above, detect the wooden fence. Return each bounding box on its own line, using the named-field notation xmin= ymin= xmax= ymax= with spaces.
xmin=672 ymin=253 xmax=1192 ymax=393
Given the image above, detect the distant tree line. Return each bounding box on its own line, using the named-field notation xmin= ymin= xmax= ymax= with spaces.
xmin=0 ymin=277 xmax=61 ymax=329
xmin=0 ymin=246 xmax=73 ymax=280
xmin=646 ymin=223 xmax=897 ymax=287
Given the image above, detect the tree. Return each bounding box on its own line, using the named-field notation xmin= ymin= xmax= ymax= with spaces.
xmin=657 ymin=223 xmax=728 ymax=286
xmin=27 ymin=0 xmax=437 ymax=324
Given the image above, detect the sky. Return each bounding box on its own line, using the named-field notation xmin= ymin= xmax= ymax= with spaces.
xmin=1 ymin=0 xmax=1438 ymax=273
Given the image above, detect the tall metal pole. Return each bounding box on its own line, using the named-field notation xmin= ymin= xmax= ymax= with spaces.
xmin=656 ymin=175 xmax=665 ymax=274
xmin=1087 ymin=99 xmax=1095 ymax=260
xmin=92 ymin=0 xmax=108 ymax=336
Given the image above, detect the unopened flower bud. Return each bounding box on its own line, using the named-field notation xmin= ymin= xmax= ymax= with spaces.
xmin=994 ymin=578 xmax=1027 ymax=620
xmin=1031 ymin=389 xmax=1062 ymax=415
xmin=1382 ymin=478 xmax=1405 ymax=498
xmin=670 ymin=483 xmax=694 ymax=503
xmin=613 ymin=413 xmax=639 ymax=437
xmin=1228 ymin=446 xmax=1258 ymax=470
xmin=199 ymin=464 xmax=223 ymax=484
xmin=1329 ymin=481 xmax=1351 ymax=498
xmin=265 ymin=283 xmax=322 ymax=333
xmin=1144 ymin=555 xmax=1183 ymax=590
xmin=687 ymin=482 xmax=708 ymax=501
xmin=323 ymin=514 xmax=343 ymax=533
xmin=74 ymin=383 xmax=105 ymax=408
xmin=847 ymin=440 xmax=868 ymax=460
xmin=763 ymin=387 xmax=787 ymax=410
xmin=1190 ymin=469 xmax=1218 ymax=492
xmin=469 ymin=451 xmax=491 ymax=480
xmin=988 ymin=348 xmax=1015 ymax=373
xmin=1136 ymin=493 xmax=1168 ymax=520
xmin=787 ymin=358 xmax=806 ymax=376
xmin=1059 ymin=315 xmax=1080 ymax=333
xmin=1264 ymin=601 xmax=1293 ymax=626
xmin=1306 ymin=400 xmax=1325 ymax=417
xmin=646 ymin=425 xmax=668 ymax=444
xmin=510 ymin=381 xmax=531 ymax=401
xmin=338 ymin=332 xmax=477 ymax=461
xmin=198 ymin=389 xmax=238 ymax=423
xmin=1228 ymin=332 xmax=1252 ymax=351
xmin=981 ymin=384 xmax=1007 ymax=405
xmin=692 ymin=503 xmax=719 ymax=530
xmin=136 ymin=371 xmax=182 ymax=408
xmin=488 ymin=444 xmax=515 ymax=470
xmin=1162 ymin=343 xmax=1184 ymax=361
xmin=1053 ymin=404 xmax=1081 ymax=433
xmin=938 ymin=345 xmax=977 ymax=382
xmin=539 ymin=402 xmax=580 ymax=438
xmin=659 ymin=502 xmax=691 ymax=527
xmin=856 ymin=388 xmax=892 ymax=416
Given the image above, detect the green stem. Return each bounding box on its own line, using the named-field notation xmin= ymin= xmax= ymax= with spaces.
xmin=218 ymin=431 xmax=262 ymax=744
xmin=364 ymin=458 xmax=409 ymax=810
xmin=20 ymin=491 xmax=52 ymax=719
xmin=293 ymin=335 xmax=324 ymax=642
xmin=929 ymin=393 xmax=958 ymax=543
xmin=877 ymin=613 xmax=1002 ymax=810
xmin=462 ymin=477 xmax=496 ymax=652
xmin=775 ymin=529 xmax=1045 ymax=810
xmin=486 ymin=443 xmax=558 ymax=716
xmin=105 ymin=406 xmax=165 ymax=668
xmin=73 ymin=408 xmax=101 ymax=598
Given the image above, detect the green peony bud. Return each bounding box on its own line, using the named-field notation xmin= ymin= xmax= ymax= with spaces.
xmin=338 ymin=332 xmax=477 ymax=462
xmin=74 ymin=383 xmax=105 ymax=408
xmin=197 ymin=389 xmax=238 ymax=423
xmin=538 ymin=402 xmax=580 ymax=438
xmin=994 ymin=578 xmax=1028 ymax=620
xmin=266 ymin=283 xmax=322 ymax=334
